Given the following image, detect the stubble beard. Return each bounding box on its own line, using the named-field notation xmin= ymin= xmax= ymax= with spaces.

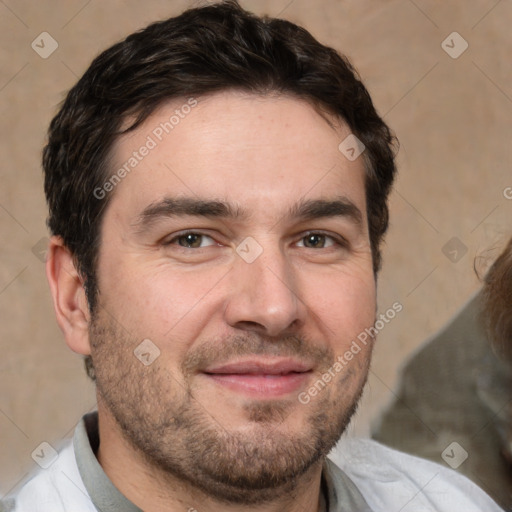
xmin=89 ymin=312 xmax=371 ymax=505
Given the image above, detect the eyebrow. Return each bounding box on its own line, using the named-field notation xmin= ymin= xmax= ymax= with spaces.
xmin=132 ymin=195 xmax=363 ymax=232
xmin=288 ymin=197 xmax=363 ymax=226
xmin=132 ymin=197 xmax=247 ymax=232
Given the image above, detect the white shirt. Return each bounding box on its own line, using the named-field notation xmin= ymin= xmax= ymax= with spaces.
xmin=1 ymin=413 xmax=503 ymax=511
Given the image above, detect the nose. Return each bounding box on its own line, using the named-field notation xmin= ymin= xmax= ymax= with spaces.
xmin=223 ymin=242 xmax=306 ymax=337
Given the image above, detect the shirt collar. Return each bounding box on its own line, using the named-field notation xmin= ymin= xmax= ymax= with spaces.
xmin=73 ymin=412 xmax=142 ymax=512
xmin=74 ymin=412 xmax=373 ymax=512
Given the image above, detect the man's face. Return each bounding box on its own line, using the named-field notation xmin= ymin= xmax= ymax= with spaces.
xmin=90 ymin=91 xmax=376 ymax=503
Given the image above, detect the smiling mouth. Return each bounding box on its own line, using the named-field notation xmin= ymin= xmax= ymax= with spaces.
xmin=202 ymin=358 xmax=313 ymax=398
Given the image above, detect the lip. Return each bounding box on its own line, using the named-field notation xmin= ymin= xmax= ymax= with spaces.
xmin=202 ymin=358 xmax=313 ymax=398
xmin=205 ymin=358 xmax=312 ymax=375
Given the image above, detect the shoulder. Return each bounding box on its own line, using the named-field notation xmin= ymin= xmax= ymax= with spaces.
xmin=0 ymin=440 xmax=96 ymax=512
xmin=329 ymin=437 xmax=503 ymax=512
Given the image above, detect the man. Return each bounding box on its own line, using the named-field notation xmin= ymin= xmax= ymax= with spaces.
xmin=1 ymin=1 xmax=502 ymax=511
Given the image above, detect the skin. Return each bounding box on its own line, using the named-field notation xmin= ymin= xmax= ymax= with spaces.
xmin=47 ymin=90 xmax=377 ymax=512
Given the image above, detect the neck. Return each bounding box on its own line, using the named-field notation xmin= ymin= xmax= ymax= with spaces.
xmin=95 ymin=402 xmax=324 ymax=512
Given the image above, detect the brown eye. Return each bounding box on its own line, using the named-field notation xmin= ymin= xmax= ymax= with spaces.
xmin=304 ymin=234 xmax=324 ymax=248
xmin=300 ymin=234 xmax=334 ymax=249
xmin=178 ymin=233 xmax=202 ymax=248
xmin=172 ymin=233 xmax=215 ymax=248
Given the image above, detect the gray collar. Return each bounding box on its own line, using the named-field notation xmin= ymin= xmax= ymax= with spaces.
xmin=73 ymin=413 xmax=142 ymax=512
xmin=322 ymin=457 xmax=375 ymax=511
xmin=74 ymin=412 xmax=373 ymax=512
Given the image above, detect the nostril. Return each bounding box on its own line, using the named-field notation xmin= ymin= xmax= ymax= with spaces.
xmin=234 ymin=320 xmax=267 ymax=333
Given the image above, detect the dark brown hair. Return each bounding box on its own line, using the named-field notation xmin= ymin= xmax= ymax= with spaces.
xmin=483 ymin=237 xmax=512 ymax=361
xmin=43 ymin=1 xmax=397 ymax=379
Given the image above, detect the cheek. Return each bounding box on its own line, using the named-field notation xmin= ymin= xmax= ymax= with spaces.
xmin=306 ymin=267 xmax=376 ymax=345
xmin=99 ymin=258 xmax=228 ymax=343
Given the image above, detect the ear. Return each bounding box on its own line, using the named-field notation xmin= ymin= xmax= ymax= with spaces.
xmin=46 ymin=236 xmax=91 ymax=356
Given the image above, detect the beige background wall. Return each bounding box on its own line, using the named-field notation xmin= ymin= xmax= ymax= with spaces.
xmin=1 ymin=0 xmax=511 ymax=496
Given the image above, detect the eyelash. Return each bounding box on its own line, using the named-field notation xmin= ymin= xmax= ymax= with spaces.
xmin=163 ymin=230 xmax=349 ymax=250
xmin=163 ymin=231 xmax=217 ymax=248
xmin=298 ymin=231 xmax=349 ymax=249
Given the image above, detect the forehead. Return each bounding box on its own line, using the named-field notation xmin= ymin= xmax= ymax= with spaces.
xmin=107 ymin=91 xmax=367 ymax=223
